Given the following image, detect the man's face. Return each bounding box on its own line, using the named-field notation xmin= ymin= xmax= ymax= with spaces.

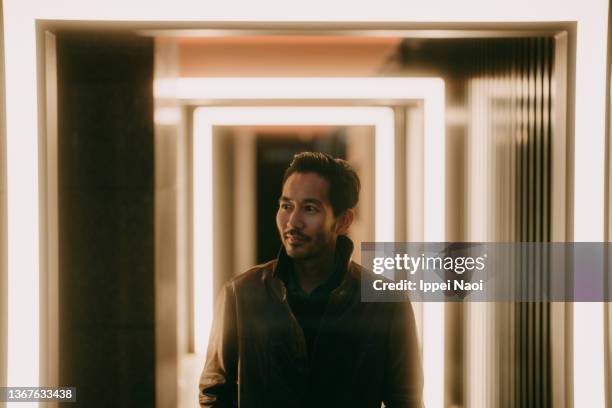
xmin=276 ymin=172 xmax=339 ymax=260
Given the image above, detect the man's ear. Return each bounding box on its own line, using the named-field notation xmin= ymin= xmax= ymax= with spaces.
xmin=335 ymin=209 xmax=355 ymax=235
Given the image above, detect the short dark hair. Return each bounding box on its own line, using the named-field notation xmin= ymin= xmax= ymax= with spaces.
xmin=282 ymin=152 xmax=360 ymax=216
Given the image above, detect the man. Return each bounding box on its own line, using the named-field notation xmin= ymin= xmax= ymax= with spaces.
xmin=200 ymin=152 xmax=423 ymax=408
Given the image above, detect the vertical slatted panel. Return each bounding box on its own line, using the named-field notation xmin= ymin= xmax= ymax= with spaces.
xmin=509 ymin=38 xmax=519 ymax=408
xmin=466 ymin=38 xmax=496 ymax=408
xmin=465 ymin=37 xmax=554 ymax=407
xmin=543 ymin=37 xmax=553 ymax=408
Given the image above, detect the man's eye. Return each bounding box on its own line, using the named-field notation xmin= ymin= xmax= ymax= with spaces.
xmin=280 ymin=203 xmax=291 ymax=210
xmin=305 ymin=206 xmax=318 ymax=213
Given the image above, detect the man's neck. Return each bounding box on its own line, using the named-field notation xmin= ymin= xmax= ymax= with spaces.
xmin=293 ymin=245 xmax=336 ymax=295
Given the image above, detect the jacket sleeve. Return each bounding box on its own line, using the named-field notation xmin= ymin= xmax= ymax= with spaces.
xmin=382 ymin=301 xmax=424 ymax=408
xmin=199 ymin=283 xmax=239 ymax=408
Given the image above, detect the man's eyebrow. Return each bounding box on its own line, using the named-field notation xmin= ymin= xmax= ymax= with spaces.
xmin=303 ymin=198 xmax=323 ymax=206
xmin=278 ymin=197 xmax=323 ymax=206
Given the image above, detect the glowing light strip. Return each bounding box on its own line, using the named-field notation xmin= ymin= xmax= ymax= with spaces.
xmin=192 ymin=106 xmax=395 ymax=355
xmin=422 ymin=81 xmax=445 ymax=408
xmin=572 ymin=10 xmax=608 ymax=407
xmin=5 ymin=2 xmax=40 ymax=403
xmin=423 ymin=81 xmax=445 ymax=242
xmin=192 ymin=110 xmax=214 ymax=357
xmin=574 ymin=302 xmax=605 ymax=406
xmin=154 ymin=77 xmax=446 ymax=102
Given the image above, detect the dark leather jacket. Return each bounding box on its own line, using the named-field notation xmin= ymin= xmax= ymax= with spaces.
xmin=199 ymin=237 xmax=423 ymax=408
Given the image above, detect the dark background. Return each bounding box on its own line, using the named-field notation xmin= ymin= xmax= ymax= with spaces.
xmin=57 ymin=32 xmax=155 ymax=407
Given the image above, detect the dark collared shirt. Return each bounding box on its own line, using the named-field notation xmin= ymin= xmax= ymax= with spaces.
xmin=278 ymin=237 xmax=352 ymax=357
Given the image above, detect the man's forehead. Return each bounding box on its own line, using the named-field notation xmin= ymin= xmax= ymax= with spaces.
xmin=281 ymin=172 xmax=330 ymax=201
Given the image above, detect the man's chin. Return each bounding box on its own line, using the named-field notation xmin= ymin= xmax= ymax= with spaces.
xmin=284 ymin=245 xmax=311 ymax=259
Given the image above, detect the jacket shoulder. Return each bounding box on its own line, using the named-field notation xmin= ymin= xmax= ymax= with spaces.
xmin=350 ymin=260 xmax=412 ymax=303
xmin=224 ymin=260 xmax=276 ymax=290
xmin=348 ymin=260 xmax=379 ymax=283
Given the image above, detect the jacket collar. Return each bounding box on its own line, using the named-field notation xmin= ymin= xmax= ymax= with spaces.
xmin=268 ymin=235 xmax=359 ymax=308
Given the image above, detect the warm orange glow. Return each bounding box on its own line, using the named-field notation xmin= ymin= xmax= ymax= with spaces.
xmin=175 ymin=36 xmax=401 ymax=77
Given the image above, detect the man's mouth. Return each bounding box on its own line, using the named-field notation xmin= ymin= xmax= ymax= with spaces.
xmin=285 ymin=233 xmax=309 ymax=245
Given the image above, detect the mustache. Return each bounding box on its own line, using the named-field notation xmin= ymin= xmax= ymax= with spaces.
xmin=283 ymin=230 xmax=311 ymax=241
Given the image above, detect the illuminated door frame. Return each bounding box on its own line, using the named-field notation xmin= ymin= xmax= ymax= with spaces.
xmin=176 ymin=76 xmax=446 ymax=408
xmin=192 ymin=106 xmax=395 ymax=355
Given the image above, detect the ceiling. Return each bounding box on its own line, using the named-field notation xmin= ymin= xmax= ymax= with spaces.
xmin=160 ymin=36 xmax=402 ymax=77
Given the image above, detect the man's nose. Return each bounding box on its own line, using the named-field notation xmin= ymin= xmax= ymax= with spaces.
xmin=287 ymin=209 xmax=304 ymax=229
